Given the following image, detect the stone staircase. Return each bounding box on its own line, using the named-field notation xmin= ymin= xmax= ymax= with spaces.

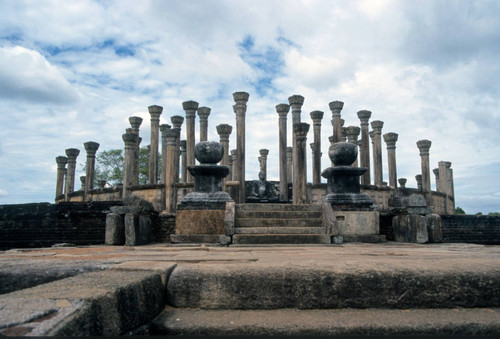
xmin=232 ymin=203 xmax=331 ymax=244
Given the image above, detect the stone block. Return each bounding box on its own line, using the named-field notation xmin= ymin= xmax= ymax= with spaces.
xmin=105 ymin=213 xmax=124 ymax=245
xmin=125 ymin=213 xmax=152 ymax=246
xmin=333 ymin=211 xmax=379 ymax=236
xmin=175 ymin=209 xmax=226 ymax=235
xmin=426 ymin=214 xmax=443 ymax=243
xmin=393 ymin=214 xmax=429 ymax=243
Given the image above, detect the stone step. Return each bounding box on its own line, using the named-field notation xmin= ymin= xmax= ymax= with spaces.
xmin=234 ymin=227 xmax=327 ymax=235
xmin=235 ymin=210 xmax=322 ymax=219
xmin=236 ymin=203 xmax=321 ymax=212
xmin=235 ymin=218 xmax=323 ymax=227
xmin=232 ymin=234 xmax=331 ymax=245
xmin=151 ymin=307 xmax=500 ymax=336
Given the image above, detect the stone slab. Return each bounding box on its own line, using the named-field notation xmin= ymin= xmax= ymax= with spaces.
xmin=175 ymin=209 xmax=226 ymax=234
xmin=232 ymin=234 xmax=331 ymax=245
xmin=125 ymin=213 xmax=152 ymax=246
xmin=333 ymin=210 xmax=379 ymax=235
xmin=105 ymin=213 xmax=124 ymax=245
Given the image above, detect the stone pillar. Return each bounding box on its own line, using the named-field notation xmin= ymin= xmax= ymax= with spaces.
xmin=286 ymin=147 xmax=293 ymax=187
xmin=97 ymin=179 xmax=106 ymax=189
xmin=328 ymin=135 xmax=335 ymax=166
xmin=148 ymin=105 xmax=162 ymax=184
xmin=416 ymin=139 xmax=432 ymax=205
xmin=276 ymin=103 xmax=290 ymax=202
xmin=357 ymin=110 xmax=371 ymax=185
xmin=64 ymin=148 xmax=80 ymax=201
xmin=439 ymin=161 xmax=455 ymax=214
xmin=371 ymin=120 xmax=384 ymax=186
xmin=197 ymin=107 xmax=211 ymax=142
xmin=346 ymin=126 xmax=360 ymax=167
xmin=83 ymin=141 xmax=99 ymax=199
xmin=341 ymin=126 xmax=347 ymax=142
xmin=122 ymin=132 xmax=138 ymax=198
xmin=171 ymin=115 xmax=184 ymax=184
xmin=233 ymin=91 xmax=249 ymax=204
xmin=182 ymin=100 xmax=199 ymax=182
xmin=165 ymin=128 xmax=180 ymax=213
xmin=398 ymin=178 xmax=407 ymax=189
xmin=228 ymin=155 xmax=233 ymax=181
xmin=310 ymin=110 xmax=324 ymax=185
xmin=129 ymin=116 xmax=143 ymax=186
xmin=180 ymin=140 xmax=187 ymax=183
xmin=160 ymin=124 xmax=171 ymax=187
xmin=383 ymin=132 xmax=399 ymax=190
xmin=216 ymin=124 xmax=233 ymax=168
xmin=259 ymin=149 xmax=269 ymax=175
xmin=289 ymin=95 xmax=304 ymax=198
xmin=55 ymin=156 xmax=68 ymax=199
xmin=293 ymin=122 xmax=310 ymax=204
xmin=433 ymin=168 xmax=440 ymax=192
xmin=80 ymin=176 xmax=86 ymax=191
xmin=329 ymin=101 xmax=344 ymax=143
xmin=230 ymin=149 xmax=239 ymax=202
xmin=415 ymin=174 xmax=423 ymax=191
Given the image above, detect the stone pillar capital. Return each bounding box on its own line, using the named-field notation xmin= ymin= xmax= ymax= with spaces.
xmin=160 ymin=124 xmax=171 ymax=135
xmin=383 ymin=132 xmax=398 ymax=148
xmin=276 ymin=103 xmax=290 ymax=118
xmin=346 ymin=126 xmax=361 ymax=142
xmin=433 ymin=168 xmax=439 ymax=176
xmin=65 ymin=148 xmax=80 ymax=160
xmin=310 ymin=110 xmax=324 ymax=123
xmin=329 ymin=100 xmax=344 ymax=115
xmin=357 ymin=110 xmax=372 ymax=124
xmin=341 ymin=127 xmax=347 ymax=141
xmin=328 ymin=135 xmax=335 ymax=145
xmin=288 ymin=94 xmax=305 ymax=108
xmin=171 ymin=115 xmax=184 ymax=129
xmin=165 ymin=128 xmax=180 ymax=146
xmin=398 ymin=178 xmax=407 ymax=188
xmin=148 ymin=105 xmax=163 ymax=120
xmin=56 ymin=156 xmax=68 ymax=168
xmin=84 ymin=141 xmax=100 ymax=155
xmin=230 ymin=149 xmax=238 ymax=158
xmin=259 ymin=149 xmax=269 ymax=157
xmin=293 ymin=122 xmax=310 ymax=139
xmin=197 ymin=106 xmax=211 ymax=120
xmin=439 ymin=160 xmax=452 ymax=168
xmin=216 ymin=124 xmax=233 ymax=141
xmin=129 ymin=116 xmax=143 ymax=130
xmin=233 ymin=91 xmax=249 ymax=105
xmin=417 ymin=139 xmax=432 ymax=155
xmin=371 ymin=120 xmax=384 ymax=133
xmin=182 ymin=100 xmax=199 ymax=118
xmin=180 ymin=140 xmax=187 ymax=152
xmin=369 ymin=130 xmax=375 ymax=140
xmin=122 ymin=132 xmax=138 ymax=146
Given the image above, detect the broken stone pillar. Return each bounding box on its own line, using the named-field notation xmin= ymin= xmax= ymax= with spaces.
xmin=160 ymin=124 xmax=171 ymax=188
xmin=233 ymin=91 xmax=249 ymax=204
xmin=293 ymin=122 xmax=310 ymax=204
xmin=439 ymin=161 xmax=454 ymax=214
xmin=310 ymin=110 xmax=324 ymax=185
xmin=416 ymin=174 xmax=423 ymax=191
xmin=171 ymin=115 xmax=184 ymax=184
xmin=286 ymin=146 xmax=293 ymax=188
xmin=197 ymin=107 xmax=211 ymax=142
xmin=417 ymin=139 xmax=432 ymax=206
xmin=329 ymin=101 xmax=344 ymax=143
xmin=357 ymin=110 xmax=371 ymax=186
xmin=97 ymin=179 xmax=106 ymax=189
xmin=346 ymin=126 xmax=360 ymax=167
xmin=105 ymin=213 xmax=124 ymax=245
xmin=55 ymin=156 xmax=68 ymax=199
xmin=125 ymin=213 xmax=152 ymax=246
xmin=398 ymin=178 xmax=407 ymax=189
xmin=276 ymin=103 xmax=290 ymax=201
xmin=165 ymin=128 xmax=180 ymax=213
xmin=383 ymin=132 xmax=399 ymax=190
xmin=182 ymin=100 xmax=199 ymax=182
xmin=216 ymin=123 xmax=233 ymax=188
xmin=129 ymin=116 xmax=143 ymax=185
xmin=433 ymin=168 xmax=440 ymax=192
xmin=371 ymin=120 xmax=384 ymax=186
xmin=83 ymin=141 xmax=99 ymax=200
xmin=148 ymin=105 xmax=162 ymax=184
xmin=122 ymin=132 xmax=138 ymax=198
xmin=64 ymin=148 xmax=80 ymax=201
xmin=180 ymin=140 xmax=187 ymax=183
xmin=259 ymin=149 xmax=269 ymax=175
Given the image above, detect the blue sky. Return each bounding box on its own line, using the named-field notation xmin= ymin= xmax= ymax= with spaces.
xmin=0 ymin=0 xmax=499 ymax=214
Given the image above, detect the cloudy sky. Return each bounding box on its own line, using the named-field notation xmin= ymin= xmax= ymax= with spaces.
xmin=0 ymin=0 xmax=499 ymax=214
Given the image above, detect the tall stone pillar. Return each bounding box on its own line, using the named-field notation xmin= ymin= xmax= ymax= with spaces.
xmin=197 ymin=107 xmax=211 ymax=142
xmin=171 ymin=115 xmax=184 ymax=184
xmin=148 ymin=105 xmax=162 ymax=184
xmin=293 ymin=122 xmax=310 ymax=204
xmin=346 ymin=126 xmax=360 ymax=167
xmin=233 ymin=91 xmax=249 ymax=204
xmin=439 ymin=161 xmax=454 ymax=214
xmin=182 ymin=100 xmax=199 ymax=182
xmin=416 ymin=139 xmax=432 ymax=202
xmin=216 ymin=124 xmax=233 ymax=168
xmin=122 ymin=132 xmax=138 ymax=198
xmin=165 ymin=128 xmax=180 ymax=213
xmin=310 ymin=110 xmax=324 ymax=185
xmin=129 ymin=116 xmax=143 ymax=186
xmin=286 ymin=147 xmax=293 ymax=187
xmin=276 ymin=103 xmax=290 ymax=202
xmin=180 ymin=140 xmax=187 ymax=183
xmin=289 ymin=95 xmax=304 ymax=199
xmin=371 ymin=120 xmax=384 ymax=186
xmin=55 ymin=156 xmax=68 ymax=199
xmin=160 ymin=124 xmax=171 ymax=187
xmin=230 ymin=149 xmax=239 ymax=202
xmin=64 ymin=148 xmax=80 ymax=201
xmin=329 ymin=101 xmax=344 ymax=143
xmin=259 ymin=149 xmax=269 ymax=175
xmin=383 ymin=132 xmax=399 ymax=189
xmin=83 ymin=141 xmax=99 ymax=200
xmin=357 ymin=110 xmax=372 ymax=185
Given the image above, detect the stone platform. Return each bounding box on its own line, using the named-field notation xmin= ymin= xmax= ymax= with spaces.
xmin=0 ymin=242 xmax=499 ymax=336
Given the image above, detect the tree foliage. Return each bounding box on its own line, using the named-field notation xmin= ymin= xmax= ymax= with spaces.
xmin=455 ymin=206 xmax=466 ymax=215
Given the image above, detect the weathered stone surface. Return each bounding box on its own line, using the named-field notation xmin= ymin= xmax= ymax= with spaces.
xmin=333 ymin=210 xmax=379 ymax=236
xmin=426 ymin=213 xmax=443 ymax=243
xmin=125 ymin=213 xmax=152 ymax=246
xmin=123 ymin=194 xmax=155 ymax=212
xmin=393 ymin=214 xmax=429 ymax=243
xmin=175 ymin=209 xmax=226 ymax=234
xmin=105 ymin=213 xmax=124 ymax=245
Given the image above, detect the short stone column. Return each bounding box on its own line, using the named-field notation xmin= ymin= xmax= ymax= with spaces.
xmin=97 ymin=179 xmax=106 ymax=189
xmin=346 ymin=126 xmax=360 ymax=167
xmin=417 ymin=139 xmax=432 ymax=205
xmin=398 ymin=178 xmax=407 ymax=189
xmin=122 ymin=132 xmax=138 ymax=198
xmin=310 ymin=110 xmax=324 ymax=185
xmin=148 ymin=105 xmax=162 ymax=184
xmin=276 ymin=103 xmax=290 ymax=201
xmin=171 ymin=115 xmax=184 ymax=184
xmin=383 ymin=132 xmax=399 ymax=189
xmin=83 ymin=141 xmax=99 ymax=200
xmin=64 ymin=148 xmax=80 ymax=201
xmin=328 ymin=135 xmax=336 ymax=166
xmin=182 ymin=100 xmax=199 ymax=182
xmin=293 ymin=122 xmax=310 ymax=204
xmin=230 ymin=149 xmax=239 ymax=202
xmin=160 ymin=124 xmax=171 ymax=187
xmin=55 ymin=156 xmax=68 ymax=199
xmin=433 ymin=168 xmax=440 ymax=192
xmin=357 ymin=110 xmax=372 ymax=185
xmin=259 ymin=149 xmax=269 ymax=175
xmin=180 ymin=140 xmax=187 ymax=183
xmin=439 ymin=161 xmax=455 ymax=214
xmin=228 ymin=154 xmax=233 ymax=181
xmin=233 ymin=91 xmax=249 ymax=204
xmin=129 ymin=116 xmax=143 ymax=185
xmin=80 ymin=176 xmax=86 ymax=191
xmin=329 ymin=101 xmax=344 ymax=143
xmin=216 ymin=124 xmax=233 ymax=168
xmin=197 ymin=107 xmax=211 ymax=142
xmin=286 ymin=147 xmax=293 ymax=187
xmin=341 ymin=126 xmax=347 ymax=142
xmin=165 ymin=128 xmax=180 ymax=213
xmin=371 ymin=120 xmax=384 ymax=186
xmin=415 ymin=174 xmax=423 ymax=191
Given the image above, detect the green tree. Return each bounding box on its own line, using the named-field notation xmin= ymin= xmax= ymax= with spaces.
xmin=455 ymin=206 xmax=466 ymax=215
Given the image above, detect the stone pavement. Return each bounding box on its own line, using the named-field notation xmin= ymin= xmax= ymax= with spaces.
xmin=0 ymin=242 xmax=499 ymax=335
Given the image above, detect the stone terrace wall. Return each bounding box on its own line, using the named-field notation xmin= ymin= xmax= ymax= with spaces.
xmin=441 ymin=215 xmax=500 ymax=245
xmin=0 ymin=201 xmax=121 ymax=250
